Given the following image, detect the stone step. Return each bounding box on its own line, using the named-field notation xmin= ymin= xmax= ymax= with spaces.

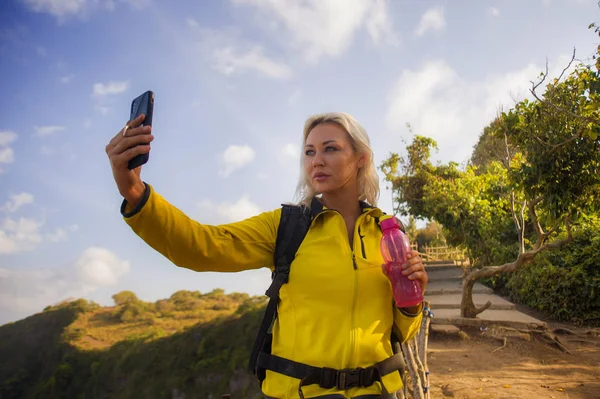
xmin=424 ymin=263 xmax=462 ymax=271
xmin=426 ymin=268 xmax=463 ymax=282
xmin=425 ymin=293 xmax=515 ymax=310
xmin=430 ymin=324 xmax=461 ymax=335
xmin=425 ymin=280 xmax=493 ymax=295
xmin=424 ymin=260 xmax=457 ymax=265
xmin=429 ymin=308 xmax=546 ymax=329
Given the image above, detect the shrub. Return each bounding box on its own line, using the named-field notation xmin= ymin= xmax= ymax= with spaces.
xmin=112 ymin=291 xmax=139 ymax=306
xmin=504 ymin=221 xmax=600 ymax=326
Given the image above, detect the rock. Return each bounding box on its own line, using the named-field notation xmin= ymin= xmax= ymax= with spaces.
xmin=431 ymin=324 xmax=460 ymax=334
xmin=441 ymin=384 xmax=455 ymax=397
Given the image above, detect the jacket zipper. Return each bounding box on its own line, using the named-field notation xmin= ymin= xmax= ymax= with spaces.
xmin=358 ymin=226 xmax=366 ymax=258
xmin=347 ymin=214 xmax=364 ymax=370
xmin=321 ymin=208 xmax=371 ymax=371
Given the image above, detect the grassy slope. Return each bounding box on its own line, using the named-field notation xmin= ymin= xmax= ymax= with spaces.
xmin=0 ymin=290 xmax=269 ymax=399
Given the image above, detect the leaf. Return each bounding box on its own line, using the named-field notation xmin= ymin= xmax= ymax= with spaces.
xmin=556 ymin=387 xmax=565 ymax=392
xmin=504 ymin=384 xmax=511 ymax=388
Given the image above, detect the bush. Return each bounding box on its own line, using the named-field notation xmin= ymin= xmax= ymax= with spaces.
xmin=504 ymin=221 xmax=600 ymax=326
xmin=112 ymin=291 xmax=139 ymax=306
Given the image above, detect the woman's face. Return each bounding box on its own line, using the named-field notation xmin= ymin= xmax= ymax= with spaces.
xmin=303 ymin=123 xmax=365 ymax=196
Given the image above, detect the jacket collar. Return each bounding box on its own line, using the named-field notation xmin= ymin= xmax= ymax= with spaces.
xmin=309 ymin=197 xmax=379 ymax=219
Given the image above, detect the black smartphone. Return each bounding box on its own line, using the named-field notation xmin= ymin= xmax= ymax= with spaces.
xmin=127 ymin=90 xmax=154 ymax=170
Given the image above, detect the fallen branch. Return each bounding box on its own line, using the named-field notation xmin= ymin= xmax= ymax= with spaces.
xmin=552 ymin=327 xmax=577 ymax=335
xmin=567 ymin=339 xmax=600 ymax=346
xmin=491 ymin=337 xmax=508 ymax=353
xmin=495 ymin=326 xmax=572 ymax=354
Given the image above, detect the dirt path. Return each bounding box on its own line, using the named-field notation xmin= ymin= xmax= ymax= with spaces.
xmin=426 ymin=324 xmax=600 ymax=399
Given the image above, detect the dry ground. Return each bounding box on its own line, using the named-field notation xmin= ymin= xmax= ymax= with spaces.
xmin=426 ymin=321 xmax=600 ymax=399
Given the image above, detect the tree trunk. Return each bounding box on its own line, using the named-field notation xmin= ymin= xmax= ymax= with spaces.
xmin=460 ymin=221 xmax=573 ymax=318
xmin=461 ymin=275 xmax=492 ymax=318
xmin=460 ymin=216 xmax=573 ymax=318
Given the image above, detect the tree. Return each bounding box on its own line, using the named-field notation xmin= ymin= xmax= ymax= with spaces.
xmin=414 ymin=221 xmax=446 ymax=250
xmin=112 ymin=290 xmax=139 ymax=306
xmin=470 ymin=117 xmax=514 ymax=172
xmin=381 ymin=25 xmax=600 ymax=318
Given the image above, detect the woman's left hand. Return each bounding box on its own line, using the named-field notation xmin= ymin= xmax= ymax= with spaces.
xmin=381 ymin=250 xmax=428 ymax=294
xmin=402 ymin=250 xmax=428 ymax=294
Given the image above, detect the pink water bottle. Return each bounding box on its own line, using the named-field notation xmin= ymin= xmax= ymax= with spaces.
xmin=380 ymin=216 xmax=423 ymax=308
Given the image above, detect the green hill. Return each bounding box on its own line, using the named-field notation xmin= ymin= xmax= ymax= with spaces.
xmin=0 ymin=289 xmax=269 ymax=399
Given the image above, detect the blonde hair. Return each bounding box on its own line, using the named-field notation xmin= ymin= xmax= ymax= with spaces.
xmin=294 ymin=112 xmax=380 ymax=207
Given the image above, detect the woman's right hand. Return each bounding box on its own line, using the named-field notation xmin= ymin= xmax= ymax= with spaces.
xmin=105 ymin=114 xmax=154 ymax=207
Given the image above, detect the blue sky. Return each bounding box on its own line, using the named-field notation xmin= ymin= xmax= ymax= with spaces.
xmin=0 ymin=0 xmax=597 ymax=324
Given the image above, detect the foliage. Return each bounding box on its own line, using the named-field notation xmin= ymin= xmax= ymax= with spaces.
xmin=470 ymin=118 xmax=510 ymax=172
xmin=381 ymin=24 xmax=600 ymax=319
xmin=380 ymin=135 xmax=439 ymax=217
xmin=381 ymin=135 xmax=518 ymax=266
xmin=413 ymin=221 xmax=446 ymax=250
xmin=381 ymin=26 xmax=600 ymax=269
xmin=112 ymin=291 xmax=139 ymax=306
xmin=504 ymin=218 xmax=600 ymax=326
xmin=501 ymin=53 xmax=600 ymax=221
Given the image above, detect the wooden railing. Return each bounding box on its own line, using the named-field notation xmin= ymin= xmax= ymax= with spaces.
xmin=411 ymin=242 xmax=469 ymax=264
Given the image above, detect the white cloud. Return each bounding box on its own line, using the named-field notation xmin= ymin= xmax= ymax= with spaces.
xmin=0 ymin=217 xmax=43 ymax=254
xmin=20 ymin=0 xmax=149 ymax=21
xmin=91 ymin=81 xmax=128 ymax=115
xmin=0 ymin=247 xmax=130 ymax=324
xmin=219 ymin=145 xmax=256 ymax=177
xmin=214 ymin=45 xmax=292 ymax=79
xmin=21 ymin=0 xmax=87 ymax=18
xmin=75 ymin=247 xmax=130 ymax=286
xmin=187 ymin=17 xmax=199 ymax=27
xmin=217 ymin=195 xmax=262 ymax=222
xmin=415 ymin=6 xmax=446 ymax=36
xmin=1 ymin=192 xmax=34 ymax=213
xmin=366 ymin=0 xmax=398 ymax=45
xmin=60 ymin=74 xmax=74 ymax=83
xmin=280 ymin=143 xmax=300 ymax=162
xmin=95 ymin=105 xmax=110 ymax=115
xmin=489 ymin=7 xmax=500 ymax=16
xmin=0 ymin=131 xmax=17 ymax=166
xmin=0 ymin=147 xmax=15 ymax=164
xmin=0 ymin=192 xmax=77 ymax=252
xmin=0 ymin=131 xmax=17 ymax=147
xmin=46 ymin=227 xmax=68 ymax=242
xmin=92 ymin=81 xmax=129 ymax=97
xmin=231 ymin=0 xmax=396 ymax=63
xmin=197 ymin=195 xmax=262 ymax=224
xmin=34 ymin=125 xmax=65 ymax=137
xmin=385 ymin=59 xmax=543 ymax=163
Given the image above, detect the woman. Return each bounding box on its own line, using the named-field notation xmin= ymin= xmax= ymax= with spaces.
xmin=105 ymin=112 xmax=428 ymax=399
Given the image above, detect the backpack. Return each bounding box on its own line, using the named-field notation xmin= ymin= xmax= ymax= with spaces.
xmin=248 ymin=202 xmax=406 ymax=397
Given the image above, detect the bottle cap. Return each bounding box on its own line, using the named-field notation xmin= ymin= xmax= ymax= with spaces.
xmin=380 ymin=216 xmax=400 ymax=232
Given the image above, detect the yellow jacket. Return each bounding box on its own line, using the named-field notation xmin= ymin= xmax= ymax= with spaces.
xmin=122 ymin=184 xmax=423 ymax=398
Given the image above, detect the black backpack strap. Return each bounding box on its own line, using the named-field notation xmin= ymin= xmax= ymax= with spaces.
xmin=248 ymin=204 xmax=312 ymax=375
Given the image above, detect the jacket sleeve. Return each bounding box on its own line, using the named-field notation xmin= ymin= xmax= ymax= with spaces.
xmin=392 ymin=303 xmax=424 ymax=343
xmin=121 ymin=183 xmax=280 ymax=273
